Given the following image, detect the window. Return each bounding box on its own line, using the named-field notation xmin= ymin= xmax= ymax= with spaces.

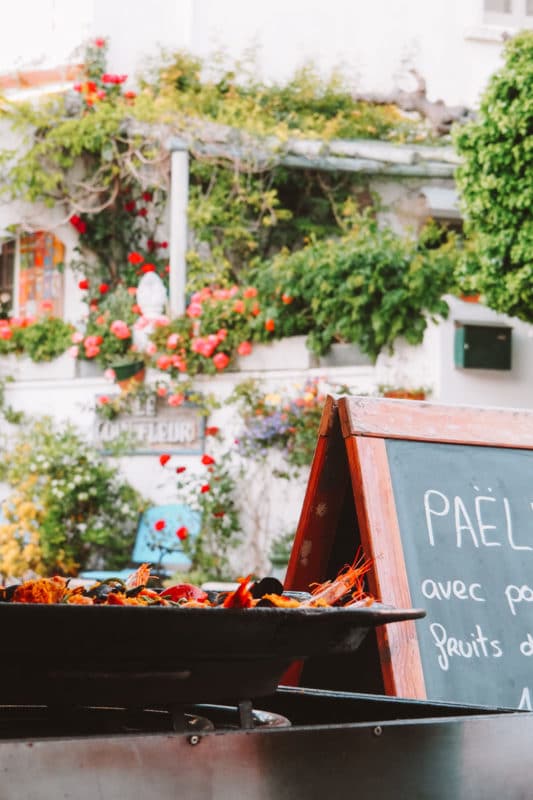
xmin=18 ymin=231 xmax=64 ymax=318
xmin=0 ymin=239 xmax=15 ymax=315
xmin=483 ymin=0 xmax=533 ymax=28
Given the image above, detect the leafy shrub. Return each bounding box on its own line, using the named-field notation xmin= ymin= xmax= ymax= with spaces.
xmin=0 ymin=316 xmax=74 ymax=361
xmin=454 ymin=31 xmax=533 ymax=321
xmin=250 ymin=217 xmax=458 ymax=361
xmin=0 ymin=418 xmax=146 ymax=578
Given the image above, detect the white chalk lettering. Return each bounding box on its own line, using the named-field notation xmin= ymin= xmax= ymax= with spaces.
xmin=421 ymin=579 xmax=485 ymax=602
xmin=429 ymin=622 xmax=502 ymax=672
xmin=519 ymin=688 xmax=532 ymax=711
xmin=454 ymin=497 xmax=479 ymax=548
xmin=504 ymin=497 xmax=532 ymax=551
xmin=424 ymin=490 xmax=449 ymax=546
xmin=504 ymin=584 xmax=533 ymax=616
xmin=474 ymin=495 xmax=500 ymax=547
xmin=520 ymin=633 xmax=533 ymax=657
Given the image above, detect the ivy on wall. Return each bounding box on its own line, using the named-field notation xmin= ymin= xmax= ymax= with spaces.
xmin=454 ymin=31 xmax=533 ymax=322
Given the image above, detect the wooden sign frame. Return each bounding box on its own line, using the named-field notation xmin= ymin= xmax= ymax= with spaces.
xmin=285 ymin=394 xmax=533 ymax=699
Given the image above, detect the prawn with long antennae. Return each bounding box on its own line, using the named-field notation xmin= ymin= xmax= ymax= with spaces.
xmin=302 ymin=548 xmax=373 ymax=607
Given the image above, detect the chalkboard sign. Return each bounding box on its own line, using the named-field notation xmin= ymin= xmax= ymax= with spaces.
xmin=285 ymin=395 xmax=533 ymax=709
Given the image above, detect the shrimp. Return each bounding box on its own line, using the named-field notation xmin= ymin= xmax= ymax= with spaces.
xmin=125 ymin=563 xmax=151 ymax=589
xmin=302 ymin=548 xmax=373 ymax=607
xmin=222 ymin=575 xmax=254 ymax=608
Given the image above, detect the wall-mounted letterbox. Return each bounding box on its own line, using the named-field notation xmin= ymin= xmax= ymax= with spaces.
xmin=454 ymin=321 xmax=512 ymax=370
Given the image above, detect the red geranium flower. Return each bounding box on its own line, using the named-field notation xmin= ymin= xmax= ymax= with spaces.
xmin=201 ymin=454 xmax=215 ymax=466
xmin=205 ymin=426 xmax=219 ymax=436
xmin=176 ymin=466 xmax=187 ymax=474
xmin=78 ymin=279 xmax=89 ymax=290
xmin=141 ymin=263 xmax=156 ymax=273
xmin=99 ymin=283 xmax=110 ymax=295
xmin=159 ymin=454 xmax=171 ymax=466
xmin=142 ymin=191 xmax=153 ymax=202
xmin=94 ymin=38 xmax=106 ymax=47
xmin=154 ymin=519 xmax=166 ymax=531
xmin=213 ymin=511 xmax=225 ymax=518
xmin=265 ymin=318 xmax=275 ymax=332
xmin=176 ymin=526 xmax=188 ymax=541
xmin=213 ymin=352 xmax=230 ymax=371
xmin=200 ymin=484 xmax=210 ymax=494
xmin=124 ymin=201 xmax=136 ymax=213
xmin=137 ymin=208 xmax=148 ymax=217
xmin=127 ymin=252 xmax=143 ymax=265
xmin=233 ymin=300 xmax=245 ymax=314
xmin=281 ymin=294 xmax=293 ymax=304
xmin=237 ymin=341 xmax=252 ymax=356
xmin=124 ymin=90 xmax=136 ymax=100
xmin=243 ymin=287 xmax=258 ymax=298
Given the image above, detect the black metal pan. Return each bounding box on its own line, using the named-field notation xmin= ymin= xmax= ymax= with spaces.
xmin=0 ymin=603 xmax=424 ymax=706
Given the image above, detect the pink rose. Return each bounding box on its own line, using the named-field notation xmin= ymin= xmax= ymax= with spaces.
xmin=110 ymin=320 xmax=131 ymax=339
xmin=156 ymin=355 xmax=172 ymax=370
xmin=168 ymin=393 xmax=185 ymax=406
xmin=71 ymin=331 xmax=84 ymax=344
xmin=186 ymin=302 xmax=202 ymax=318
xmin=166 ymin=333 xmax=180 ymax=349
xmin=237 ymin=341 xmax=252 ymax=356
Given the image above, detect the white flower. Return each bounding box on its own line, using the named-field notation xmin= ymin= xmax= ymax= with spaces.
xmin=77 ymin=523 xmax=87 ymax=532
xmin=78 ymin=492 xmax=89 ymax=502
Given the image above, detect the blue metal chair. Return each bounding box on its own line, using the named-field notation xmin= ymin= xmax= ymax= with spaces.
xmin=78 ymin=504 xmax=201 ymax=582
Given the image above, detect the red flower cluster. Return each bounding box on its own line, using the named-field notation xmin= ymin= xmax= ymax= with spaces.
xmin=69 ymin=215 xmax=87 ymax=234
xmin=102 ymin=74 xmax=127 ymax=85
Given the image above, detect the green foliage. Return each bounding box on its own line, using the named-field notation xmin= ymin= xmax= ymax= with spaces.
xmin=148 ymin=52 xmax=425 ymax=143
xmin=16 ymin=317 xmax=74 ymax=362
xmin=187 ymin=162 xmax=366 ymax=286
xmin=250 ymin=217 xmax=458 ymax=360
xmin=0 ymin=417 xmax=146 ymax=576
xmin=0 ymin=316 xmax=74 ymax=361
xmin=454 ymin=31 xmax=533 ymax=321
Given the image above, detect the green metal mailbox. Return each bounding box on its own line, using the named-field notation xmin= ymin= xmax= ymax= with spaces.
xmin=454 ymin=321 xmax=512 ymax=370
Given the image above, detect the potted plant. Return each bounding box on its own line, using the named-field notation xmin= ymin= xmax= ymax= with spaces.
xmin=110 ymin=356 xmax=146 ymax=391
xmin=73 ymin=285 xmax=147 ymax=387
xmin=379 ymin=384 xmax=430 ymax=401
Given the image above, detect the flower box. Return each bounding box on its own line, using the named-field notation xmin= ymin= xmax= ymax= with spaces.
xmin=1 ymin=352 xmax=77 ymax=381
xmin=234 ymin=336 xmax=313 ymax=372
xmin=76 ymin=360 xmax=104 ymax=379
xmin=312 ymin=342 xmax=373 ymax=368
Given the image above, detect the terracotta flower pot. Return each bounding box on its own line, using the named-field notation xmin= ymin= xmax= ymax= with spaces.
xmin=383 ymin=390 xmax=426 ymax=400
xmin=112 ymin=361 xmax=146 ymax=392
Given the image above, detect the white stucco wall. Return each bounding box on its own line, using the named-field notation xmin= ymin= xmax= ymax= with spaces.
xmin=376 ymin=297 xmax=533 ymax=410
xmin=184 ymin=0 xmax=505 ymax=107
xmin=2 ymin=0 xmax=511 ymax=110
